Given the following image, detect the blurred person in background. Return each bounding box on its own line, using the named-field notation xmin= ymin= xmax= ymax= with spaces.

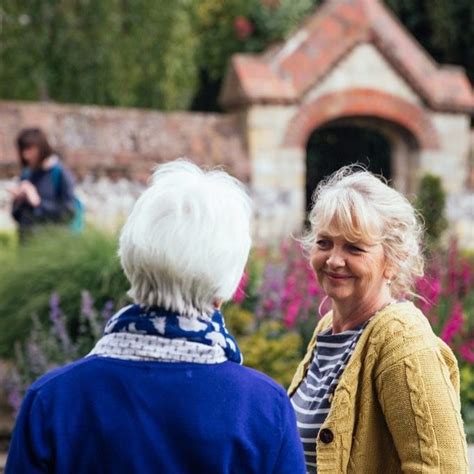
xmin=10 ymin=127 xmax=77 ymax=241
xmin=289 ymin=166 xmax=468 ymax=473
xmin=6 ymin=159 xmax=305 ymax=474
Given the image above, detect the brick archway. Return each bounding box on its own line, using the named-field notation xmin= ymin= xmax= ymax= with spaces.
xmin=283 ymin=89 xmax=440 ymax=150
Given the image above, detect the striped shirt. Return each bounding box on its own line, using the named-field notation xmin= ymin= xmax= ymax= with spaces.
xmin=290 ymin=322 xmax=368 ymax=473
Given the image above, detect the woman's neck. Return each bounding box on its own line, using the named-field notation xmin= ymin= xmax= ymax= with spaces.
xmin=331 ymin=291 xmax=394 ymax=333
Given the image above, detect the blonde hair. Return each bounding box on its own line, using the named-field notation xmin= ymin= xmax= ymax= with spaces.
xmin=119 ymin=159 xmax=252 ymax=317
xmin=302 ymin=165 xmax=424 ymax=298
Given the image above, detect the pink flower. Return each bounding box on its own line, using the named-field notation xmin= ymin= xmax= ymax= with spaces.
xmin=284 ymin=298 xmax=301 ymax=329
xmin=447 ymin=239 xmax=459 ymax=295
xmin=233 ymin=272 xmax=249 ymax=305
xmin=280 ymin=240 xmax=290 ymax=258
xmin=307 ymin=269 xmax=320 ymax=297
xmin=263 ymin=298 xmax=276 ymax=312
xmin=460 ymin=261 xmax=473 ymax=296
xmin=440 ymin=302 xmax=464 ymax=346
xmin=459 ymin=340 xmax=474 ymax=364
xmin=234 ymin=16 xmax=254 ymax=40
xmin=416 ymin=274 xmax=441 ymax=314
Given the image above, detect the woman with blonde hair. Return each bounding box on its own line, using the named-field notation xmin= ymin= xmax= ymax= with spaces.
xmin=6 ymin=160 xmax=305 ymax=474
xmin=290 ymin=166 xmax=468 ymax=473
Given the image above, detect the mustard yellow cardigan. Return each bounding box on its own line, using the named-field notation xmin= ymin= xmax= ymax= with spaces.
xmin=288 ymin=302 xmax=468 ymax=473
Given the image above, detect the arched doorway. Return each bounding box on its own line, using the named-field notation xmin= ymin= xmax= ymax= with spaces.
xmin=306 ymin=121 xmax=392 ymax=211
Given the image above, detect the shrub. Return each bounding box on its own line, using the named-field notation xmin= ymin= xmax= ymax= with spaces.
xmin=193 ymin=0 xmax=316 ymax=110
xmin=0 ymin=227 xmax=128 ymax=357
xmin=7 ymin=291 xmax=112 ymax=414
xmin=0 ymin=231 xmax=17 ymax=251
xmin=415 ymin=173 xmax=448 ymax=249
xmin=224 ymin=304 xmax=302 ymax=387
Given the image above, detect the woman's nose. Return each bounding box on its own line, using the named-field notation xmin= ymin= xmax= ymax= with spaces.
xmin=326 ymin=249 xmax=345 ymax=268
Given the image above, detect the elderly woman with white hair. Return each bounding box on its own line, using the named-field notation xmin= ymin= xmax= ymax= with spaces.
xmin=289 ymin=166 xmax=468 ymax=473
xmin=6 ymin=160 xmax=305 ymax=474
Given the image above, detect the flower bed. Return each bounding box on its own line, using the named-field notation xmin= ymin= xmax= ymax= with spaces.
xmin=4 ymin=237 xmax=474 ymax=440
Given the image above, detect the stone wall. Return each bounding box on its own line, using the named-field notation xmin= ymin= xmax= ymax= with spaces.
xmin=0 ymin=100 xmax=250 ymax=234
xmin=0 ymin=100 xmax=472 ymax=248
xmin=0 ymin=101 xmax=249 ymax=181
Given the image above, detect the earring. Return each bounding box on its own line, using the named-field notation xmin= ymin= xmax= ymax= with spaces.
xmin=386 ymin=279 xmax=392 ymax=287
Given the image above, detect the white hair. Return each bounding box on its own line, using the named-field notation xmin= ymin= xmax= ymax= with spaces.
xmin=119 ymin=159 xmax=252 ymax=318
xmin=302 ymin=165 xmax=424 ymax=298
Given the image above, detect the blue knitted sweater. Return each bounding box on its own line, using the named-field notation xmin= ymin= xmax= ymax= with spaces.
xmin=6 ymin=356 xmax=305 ymax=473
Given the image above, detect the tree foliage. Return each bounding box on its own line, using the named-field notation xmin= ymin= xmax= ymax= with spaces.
xmin=0 ymin=0 xmax=199 ymax=110
xmin=386 ymin=0 xmax=474 ymax=83
xmin=0 ymin=0 xmax=471 ymax=110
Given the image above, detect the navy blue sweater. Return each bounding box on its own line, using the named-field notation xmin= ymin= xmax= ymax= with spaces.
xmin=6 ymin=356 xmax=305 ymax=474
xmin=12 ymin=162 xmax=75 ymax=237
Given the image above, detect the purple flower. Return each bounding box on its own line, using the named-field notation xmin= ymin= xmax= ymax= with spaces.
xmin=255 ymin=263 xmax=285 ymax=320
xmin=101 ymin=300 xmax=115 ymax=320
xmin=7 ymin=379 xmax=23 ymax=415
xmin=80 ymin=291 xmax=95 ymax=320
xmin=49 ymin=293 xmax=72 ymax=351
xmin=26 ymin=339 xmax=48 ymax=373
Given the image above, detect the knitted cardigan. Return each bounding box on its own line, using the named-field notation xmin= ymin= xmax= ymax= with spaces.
xmin=288 ymin=302 xmax=468 ymax=473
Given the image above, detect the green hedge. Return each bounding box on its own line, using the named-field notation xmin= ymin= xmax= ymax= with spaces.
xmin=0 ymin=227 xmax=128 ymax=357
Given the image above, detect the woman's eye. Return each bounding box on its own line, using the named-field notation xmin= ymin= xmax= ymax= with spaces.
xmin=316 ymin=239 xmax=330 ymax=249
xmin=348 ymin=245 xmax=365 ymax=253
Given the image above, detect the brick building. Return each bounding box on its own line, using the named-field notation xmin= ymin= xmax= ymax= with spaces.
xmin=220 ymin=0 xmax=473 ymax=244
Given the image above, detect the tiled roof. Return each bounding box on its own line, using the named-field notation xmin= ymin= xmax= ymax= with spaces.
xmin=220 ymin=0 xmax=473 ymax=113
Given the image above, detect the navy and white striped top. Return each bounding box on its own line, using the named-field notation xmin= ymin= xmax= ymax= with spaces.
xmin=290 ymin=322 xmax=368 ymax=473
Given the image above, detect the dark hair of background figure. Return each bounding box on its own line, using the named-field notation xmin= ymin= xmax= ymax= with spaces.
xmin=16 ymin=128 xmax=54 ymax=167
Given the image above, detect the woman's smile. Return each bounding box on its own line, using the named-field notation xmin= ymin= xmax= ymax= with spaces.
xmin=324 ymin=271 xmax=353 ymax=282
xmin=323 ymin=271 xmax=354 ymax=284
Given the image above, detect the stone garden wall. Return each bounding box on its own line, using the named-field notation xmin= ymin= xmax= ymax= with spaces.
xmin=0 ymin=100 xmax=249 ymax=232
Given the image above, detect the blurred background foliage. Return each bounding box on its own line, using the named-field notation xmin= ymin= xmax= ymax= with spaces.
xmin=0 ymin=227 xmax=128 ymax=357
xmin=414 ymin=173 xmax=448 ymax=251
xmin=0 ymin=0 xmax=472 ymax=111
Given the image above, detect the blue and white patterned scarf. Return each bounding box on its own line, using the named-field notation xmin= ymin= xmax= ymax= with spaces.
xmin=88 ymin=304 xmax=242 ymax=365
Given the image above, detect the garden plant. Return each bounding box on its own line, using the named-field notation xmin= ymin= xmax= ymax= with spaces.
xmin=2 ymin=229 xmax=473 ymax=441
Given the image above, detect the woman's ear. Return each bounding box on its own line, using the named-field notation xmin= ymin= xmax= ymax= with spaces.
xmin=383 ymin=262 xmax=396 ymax=281
xmin=383 ymin=267 xmax=395 ymax=291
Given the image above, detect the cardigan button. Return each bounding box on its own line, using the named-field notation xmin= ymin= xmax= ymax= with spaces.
xmin=319 ymin=428 xmax=334 ymax=444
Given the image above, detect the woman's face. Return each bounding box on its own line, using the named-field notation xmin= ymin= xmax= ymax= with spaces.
xmin=22 ymin=146 xmax=41 ymax=168
xmin=310 ymin=231 xmax=390 ymax=306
